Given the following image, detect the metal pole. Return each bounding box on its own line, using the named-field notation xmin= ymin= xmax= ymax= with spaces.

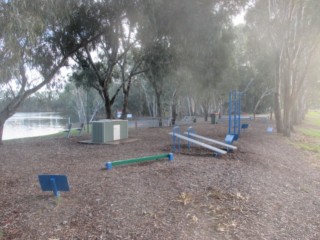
xmin=233 ymin=91 xmax=236 ymax=135
xmin=228 ymin=91 xmax=232 ymax=134
xmin=238 ymin=92 xmax=241 ymax=136
xmin=50 ymin=178 xmax=60 ymax=197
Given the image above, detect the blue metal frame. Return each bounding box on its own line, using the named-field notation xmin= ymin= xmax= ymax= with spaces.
xmin=172 ymin=126 xmax=181 ymax=152
xmin=228 ymin=90 xmax=241 ymax=140
xmin=187 ymin=126 xmax=195 ymax=152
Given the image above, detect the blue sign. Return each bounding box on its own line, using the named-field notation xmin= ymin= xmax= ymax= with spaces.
xmin=267 ymin=127 xmax=273 ymax=133
xmin=38 ymin=175 xmax=70 ymax=197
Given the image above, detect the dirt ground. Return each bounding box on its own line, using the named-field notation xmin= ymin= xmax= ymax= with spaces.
xmin=1 ymin=119 xmax=320 ymax=240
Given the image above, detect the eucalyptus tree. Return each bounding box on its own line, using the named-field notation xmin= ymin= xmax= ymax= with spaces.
xmin=232 ymin=25 xmax=274 ymax=117
xmin=142 ymin=41 xmax=175 ymax=126
xmin=246 ymin=0 xmax=320 ymax=136
xmin=138 ymin=0 xmax=248 ymax=123
xmin=65 ymin=1 xmax=145 ymax=119
xmin=171 ymin=0 xmax=242 ymax=121
xmin=117 ymin=19 xmax=147 ymax=120
xmin=137 ymin=0 xmax=177 ymax=126
xmin=0 ymin=0 xmax=101 ymax=144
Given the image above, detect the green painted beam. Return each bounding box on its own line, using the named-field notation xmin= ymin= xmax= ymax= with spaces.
xmin=106 ymin=153 xmax=173 ymax=170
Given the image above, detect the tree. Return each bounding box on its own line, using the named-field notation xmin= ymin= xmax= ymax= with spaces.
xmin=246 ymin=0 xmax=320 ymax=136
xmin=0 ymin=0 xmax=101 ymax=144
xmin=117 ymin=22 xmax=147 ymax=119
xmin=142 ymin=41 xmax=175 ymax=126
xmin=138 ymin=0 xmax=247 ymax=123
xmin=65 ymin=1 xmax=144 ymax=119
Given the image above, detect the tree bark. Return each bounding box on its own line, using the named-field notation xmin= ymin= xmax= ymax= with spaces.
xmin=171 ymin=90 xmax=177 ymax=125
xmin=155 ymin=92 xmax=162 ymax=127
xmin=103 ymin=89 xmax=113 ymax=119
xmin=274 ymin=91 xmax=283 ymax=132
xmin=274 ymin=52 xmax=283 ymax=133
xmin=121 ymin=83 xmax=130 ymax=120
xmin=121 ymin=89 xmax=129 ymax=120
xmin=253 ymin=89 xmax=272 ymax=118
xmin=0 ymin=119 xmax=4 ymax=145
xmin=204 ymin=108 xmax=209 ymax=122
xmin=282 ymin=101 xmax=292 ymax=137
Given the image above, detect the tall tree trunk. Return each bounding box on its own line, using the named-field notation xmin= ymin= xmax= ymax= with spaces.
xmin=171 ymin=90 xmax=177 ymax=125
xmin=121 ymin=90 xmax=129 ymax=120
xmin=155 ymin=92 xmax=162 ymax=127
xmin=0 ymin=104 xmax=20 ymax=144
xmin=203 ymin=107 xmax=209 ymax=122
xmin=103 ymin=90 xmax=113 ymax=119
xmin=121 ymin=82 xmax=129 ymax=120
xmin=187 ymin=97 xmax=192 ymax=116
xmin=282 ymin=100 xmax=292 ymax=137
xmin=282 ymin=66 xmax=291 ymax=137
xmin=274 ymin=91 xmax=283 ymax=132
xmin=274 ymin=53 xmax=283 ymax=133
xmin=0 ymin=119 xmax=5 ymax=145
xmin=121 ymin=77 xmax=133 ymax=120
xmin=292 ymin=92 xmax=306 ymax=125
xmin=141 ymin=83 xmax=153 ymax=116
xmin=253 ymin=89 xmax=272 ymax=118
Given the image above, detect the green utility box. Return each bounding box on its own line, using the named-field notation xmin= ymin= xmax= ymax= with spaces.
xmin=92 ymin=120 xmax=128 ymax=143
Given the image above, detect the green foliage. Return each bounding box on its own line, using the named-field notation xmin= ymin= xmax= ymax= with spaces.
xmin=246 ymin=0 xmax=320 ymax=136
xmin=1 ymin=0 xmax=251 ymax=126
xmin=47 ymin=2 xmax=103 ymax=57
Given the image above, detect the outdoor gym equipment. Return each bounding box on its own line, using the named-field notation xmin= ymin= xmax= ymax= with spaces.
xmin=228 ymin=90 xmax=242 ymax=140
xmin=185 ymin=127 xmax=237 ymax=151
xmin=38 ymin=174 xmax=70 ymax=197
xmin=105 ymin=153 xmax=174 ymax=170
xmin=170 ymin=126 xmax=227 ymax=156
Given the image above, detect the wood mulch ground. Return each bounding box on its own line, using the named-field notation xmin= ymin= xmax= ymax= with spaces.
xmin=1 ymin=119 xmax=320 ymax=240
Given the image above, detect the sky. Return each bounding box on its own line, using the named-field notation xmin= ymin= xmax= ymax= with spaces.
xmin=233 ymin=10 xmax=246 ymax=25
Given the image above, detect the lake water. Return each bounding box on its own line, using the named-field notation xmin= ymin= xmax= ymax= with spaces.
xmin=3 ymin=112 xmax=68 ymax=140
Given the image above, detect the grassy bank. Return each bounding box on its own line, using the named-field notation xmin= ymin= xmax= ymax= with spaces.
xmin=295 ymin=111 xmax=320 ymax=153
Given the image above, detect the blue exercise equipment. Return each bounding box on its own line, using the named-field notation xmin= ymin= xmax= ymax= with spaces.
xmin=171 ymin=126 xmax=181 ymax=152
xmin=38 ymin=175 xmax=70 ymax=197
xmin=228 ymin=90 xmax=242 ymax=140
xmin=186 ymin=127 xmax=237 ymax=152
xmin=225 ymin=134 xmax=235 ymax=144
xmin=105 ymin=153 xmax=173 ymax=170
xmin=170 ymin=126 xmax=227 ymax=156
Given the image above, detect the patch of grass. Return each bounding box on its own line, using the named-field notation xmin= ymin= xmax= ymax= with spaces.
xmin=305 ymin=118 xmax=320 ymax=126
xmin=295 ymin=143 xmax=320 ymax=153
xmin=307 ymin=111 xmax=320 ymax=117
xmin=305 ymin=111 xmax=320 ymax=126
xmin=294 ymin=112 xmax=320 ymax=155
xmin=297 ymin=127 xmax=320 ymax=138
